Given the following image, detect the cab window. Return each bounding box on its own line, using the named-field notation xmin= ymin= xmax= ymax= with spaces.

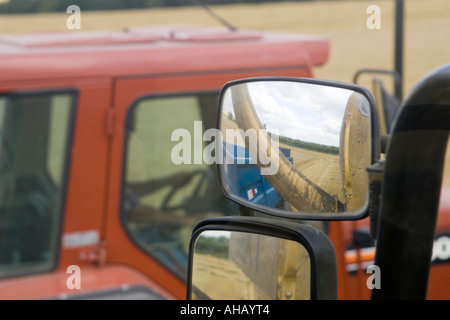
xmin=121 ymin=93 xmax=238 ymax=280
xmin=0 ymin=91 xmax=76 ymax=278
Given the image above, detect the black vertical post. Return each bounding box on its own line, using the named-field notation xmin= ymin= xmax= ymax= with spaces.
xmin=394 ymin=0 xmax=404 ymax=100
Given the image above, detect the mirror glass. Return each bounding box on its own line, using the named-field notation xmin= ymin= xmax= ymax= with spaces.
xmin=189 ymin=230 xmax=311 ymax=300
xmin=218 ymin=80 xmax=372 ymax=218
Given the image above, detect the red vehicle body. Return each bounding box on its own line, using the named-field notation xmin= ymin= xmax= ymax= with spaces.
xmin=330 ymin=187 xmax=450 ymax=299
xmin=0 ymin=25 xmax=327 ymax=299
xmin=0 ymin=25 xmax=448 ymax=300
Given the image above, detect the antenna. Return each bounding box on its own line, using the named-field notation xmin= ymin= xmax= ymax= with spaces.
xmin=191 ymin=0 xmax=237 ymax=31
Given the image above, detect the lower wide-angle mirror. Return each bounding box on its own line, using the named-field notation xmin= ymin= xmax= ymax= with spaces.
xmin=218 ymin=78 xmax=378 ymax=219
xmin=187 ymin=216 xmax=337 ymax=300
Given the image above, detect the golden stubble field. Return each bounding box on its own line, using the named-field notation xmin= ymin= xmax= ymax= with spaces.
xmin=0 ymin=0 xmax=448 ymax=94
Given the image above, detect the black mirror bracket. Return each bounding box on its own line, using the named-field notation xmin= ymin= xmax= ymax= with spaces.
xmin=366 ymin=159 xmax=385 ymax=239
xmin=380 ymin=134 xmax=390 ymax=154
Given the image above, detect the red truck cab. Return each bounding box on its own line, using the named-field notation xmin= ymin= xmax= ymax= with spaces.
xmin=0 ymin=25 xmax=328 ymax=299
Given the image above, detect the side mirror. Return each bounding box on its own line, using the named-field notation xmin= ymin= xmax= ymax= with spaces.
xmin=187 ymin=216 xmax=337 ymax=300
xmin=217 ymin=78 xmax=380 ymax=220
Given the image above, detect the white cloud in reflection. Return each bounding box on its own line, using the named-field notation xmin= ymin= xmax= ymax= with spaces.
xmin=223 ymin=80 xmax=358 ymax=147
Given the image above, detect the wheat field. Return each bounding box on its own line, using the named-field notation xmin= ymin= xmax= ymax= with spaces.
xmin=0 ymin=0 xmax=449 ymax=94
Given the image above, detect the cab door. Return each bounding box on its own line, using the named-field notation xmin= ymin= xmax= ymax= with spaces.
xmin=104 ymin=74 xmax=243 ymax=299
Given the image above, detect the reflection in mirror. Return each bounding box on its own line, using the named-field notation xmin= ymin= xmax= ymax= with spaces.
xmin=219 ymin=80 xmax=372 ymax=217
xmin=190 ymin=230 xmax=310 ymax=300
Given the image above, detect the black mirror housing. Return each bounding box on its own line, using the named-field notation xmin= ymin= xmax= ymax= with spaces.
xmin=187 ymin=216 xmax=337 ymax=300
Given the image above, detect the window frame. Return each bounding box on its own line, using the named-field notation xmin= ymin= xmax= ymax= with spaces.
xmin=120 ymin=89 xmax=220 ymax=282
xmin=0 ymin=88 xmax=78 ymax=279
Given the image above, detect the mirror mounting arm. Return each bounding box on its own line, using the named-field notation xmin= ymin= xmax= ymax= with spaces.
xmin=366 ymin=159 xmax=385 ymax=239
xmin=380 ymin=134 xmax=390 ymax=154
